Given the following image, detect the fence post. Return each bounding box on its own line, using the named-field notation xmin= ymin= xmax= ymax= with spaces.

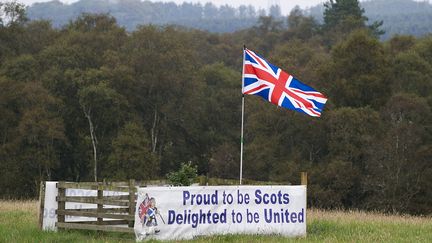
xmin=300 ymin=172 xmax=308 ymax=186
xmin=128 ymin=179 xmax=136 ymax=228
xmin=38 ymin=181 xmax=46 ymax=230
xmin=57 ymin=182 xmax=65 ymax=228
xmin=97 ymin=182 xmax=103 ymax=226
xmin=300 ymin=172 xmax=308 ymax=216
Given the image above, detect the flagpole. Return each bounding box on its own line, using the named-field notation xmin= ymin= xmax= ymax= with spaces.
xmin=240 ymin=94 xmax=244 ymax=185
xmin=240 ymin=45 xmax=246 ymax=185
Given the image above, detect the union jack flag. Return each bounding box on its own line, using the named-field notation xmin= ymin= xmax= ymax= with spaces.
xmin=138 ymin=193 xmax=151 ymax=223
xmin=243 ymin=48 xmax=327 ymax=117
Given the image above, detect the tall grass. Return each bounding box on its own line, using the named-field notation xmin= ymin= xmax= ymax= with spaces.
xmin=0 ymin=200 xmax=431 ymax=242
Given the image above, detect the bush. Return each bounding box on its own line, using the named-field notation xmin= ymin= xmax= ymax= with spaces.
xmin=166 ymin=162 xmax=198 ymax=186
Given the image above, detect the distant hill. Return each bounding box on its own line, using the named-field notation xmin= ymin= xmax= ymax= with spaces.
xmin=27 ymin=0 xmax=432 ymax=39
xmin=306 ymin=0 xmax=432 ymax=39
xmin=26 ymin=0 xmax=262 ymax=32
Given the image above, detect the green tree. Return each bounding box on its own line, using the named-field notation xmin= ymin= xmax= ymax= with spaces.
xmin=324 ymin=0 xmax=382 ymax=33
xmin=387 ymin=35 xmax=416 ymax=56
xmin=0 ymin=0 xmax=27 ymax=27
xmin=126 ymin=25 xmax=202 ymax=174
xmin=166 ymin=162 xmax=198 ymax=186
xmin=18 ymin=82 xmax=66 ymax=181
xmin=310 ymin=159 xmax=360 ymax=209
xmin=105 ymin=121 xmax=158 ymax=180
xmin=324 ymin=30 xmax=390 ymax=108
xmin=208 ymin=142 xmax=239 ymax=179
xmin=307 ymin=107 xmax=382 ymax=208
xmin=0 ymin=77 xmax=22 ymax=145
xmin=0 ymin=77 xmax=24 ymax=197
xmin=78 ymin=82 xmax=128 ymax=181
xmin=1 ymin=54 xmax=39 ymax=82
xmin=285 ymin=7 xmax=319 ymax=41
xmin=0 ymin=1 xmax=28 ymax=64
xmin=364 ymin=93 xmax=431 ymax=213
xmin=391 ymin=51 xmax=432 ymax=96
xmin=322 ymin=0 xmax=383 ymax=45
xmin=22 ymin=20 xmax=59 ymax=55
xmin=326 ymin=107 xmax=382 ymax=165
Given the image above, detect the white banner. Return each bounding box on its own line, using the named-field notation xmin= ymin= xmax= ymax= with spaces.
xmin=42 ymin=181 xmax=59 ymax=231
xmin=134 ymin=185 xmax=306 ymax=241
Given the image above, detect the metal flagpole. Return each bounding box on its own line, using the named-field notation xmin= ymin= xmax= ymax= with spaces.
xmin=240 ymin=45 xmax=246 ymax=185
xmin=240 ymin=94 xmax=244 ymax=185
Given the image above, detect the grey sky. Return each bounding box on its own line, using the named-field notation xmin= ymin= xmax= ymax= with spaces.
xmin=14 ymin=0 xmax=432 ymax=15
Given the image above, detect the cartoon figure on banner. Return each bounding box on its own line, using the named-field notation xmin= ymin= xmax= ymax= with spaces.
xmin=138 ymin=193 xmax=165 ymax=236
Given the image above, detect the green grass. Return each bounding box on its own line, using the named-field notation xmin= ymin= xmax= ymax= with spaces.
xmin=0 ymin=201 xmax=431 ymax=242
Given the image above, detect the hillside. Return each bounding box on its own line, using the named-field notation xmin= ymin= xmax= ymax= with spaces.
xmin=307 ymin=0 xmax=432 ymax=39
xmin=27 ymin=0 xmax=260 ymax=32
xmin=26 ymin=0 xmax=432 ymax=39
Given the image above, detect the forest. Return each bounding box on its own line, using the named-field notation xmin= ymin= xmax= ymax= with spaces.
xmin=26 ymin=0 xmax=432 ymax=39
xmin=0 ymin=0 xmax=431 ymax=215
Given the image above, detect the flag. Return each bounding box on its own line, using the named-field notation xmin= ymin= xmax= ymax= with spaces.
xmin=138 ymin=193 xmax=151 ymax=223
xmin=242 ymin=48 xmax=328 ymax=117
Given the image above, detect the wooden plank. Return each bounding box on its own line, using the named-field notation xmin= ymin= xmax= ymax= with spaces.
xmin=77 ymin=181 xmax=130 ymax=187
xmin=57 ymin=182 xmax=130 ymax=192
xmin=56 ymin=222 xmax=134 ymax=234
xmin=56 ymin=196 xmax=130 ymax=206
xmin=67 ymin=182 xmax=99 ymax=186
xmin=57 ymin=182 xmax=66 ymax=225
xmin=57 ymin=209 xmax=134 ymax=220
xmin=38 ymin=181 xmax=46 ymax=230
xmin=128 ymin=179 xmax=136 ymax=227
xmin=68 ymin=208 xmax=130 ymax=214
xmin=61 ymin=195 xmax=130 ymax=201
xmin=300 ymin=172 xmax=308 ymax=186
xmin=58 ymin=210 xmax=131 ymax=220
xmin=300 ymin=172 xmax=308 ymax=210
xmin=57 ymin=181 xmax=132 ymax=187
xmin=107 ymin=182 xmax=130 ymax=187
xmin=97 ymin=184 xmax=103 ymax=226
xmin=57 ymin=195 xmax=130 ymax=201
xmin=69 ymin=220 xmax=129 ymax=225
xmin=104 ymin=195 xmax=130 ymax=200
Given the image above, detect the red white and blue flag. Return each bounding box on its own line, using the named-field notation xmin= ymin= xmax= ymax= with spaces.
xmin=138 ymin=193 xmax=151 ymax=223
xmin=243 ymin=48 xmax=327 ymax=117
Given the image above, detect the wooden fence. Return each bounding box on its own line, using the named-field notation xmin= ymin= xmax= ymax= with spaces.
xmin=54 ymin=180 xmax=136 ymax=234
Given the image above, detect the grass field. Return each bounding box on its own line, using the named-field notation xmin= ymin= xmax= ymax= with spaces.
xmin=0 ymin=200 xmax=431 ymax=242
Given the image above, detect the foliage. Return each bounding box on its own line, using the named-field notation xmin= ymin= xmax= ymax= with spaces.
xmin=166 ymin=162 xmax=198 ymax=186
xmin=0 ymin=0 xmax=27 ymax=27
xmin=105 ymin=121 xmax=158 ymax=180
xmin=323 ymin=0 xmax=368 ymax=31
xmin=322 ymin=0 xmax=384 ymax=45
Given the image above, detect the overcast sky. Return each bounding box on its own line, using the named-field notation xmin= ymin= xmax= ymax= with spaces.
xmin=14 ymin=0 xmax=432 ymax=15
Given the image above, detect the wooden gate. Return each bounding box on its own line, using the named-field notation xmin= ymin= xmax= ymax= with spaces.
xmin=55 ymin=180 xmax=136 ymax=233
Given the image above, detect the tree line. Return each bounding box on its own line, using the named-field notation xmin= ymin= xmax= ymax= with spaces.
xmin=0 ymin=0 xmax=431 ymax=215
xmin=27 ymin=0 xmax=280 ymax=32
xmin=26 ymin=0 xmax=432 ymax=40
